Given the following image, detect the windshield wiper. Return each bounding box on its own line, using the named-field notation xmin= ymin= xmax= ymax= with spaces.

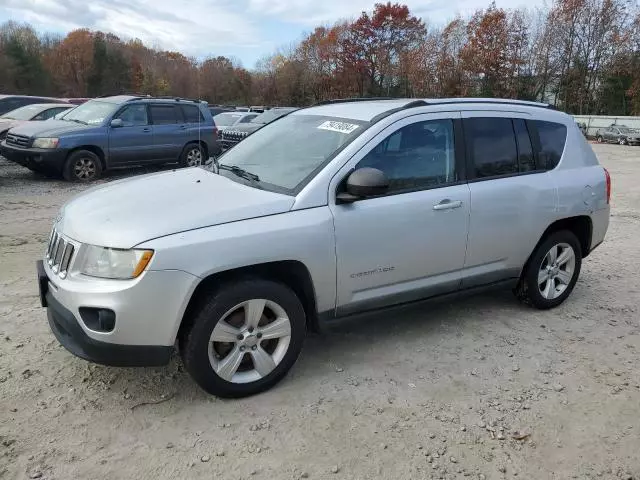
xmin=67 ymin=118 xmax=88 ymax=125
xmin=218 ymin=163 xmax=260 ymax=182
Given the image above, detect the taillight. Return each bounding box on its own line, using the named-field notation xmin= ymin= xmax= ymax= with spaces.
xmin=604 ymin=167 xmax=611 ymax=204
xmin=213 ymin=126 xmax=218 ymax=139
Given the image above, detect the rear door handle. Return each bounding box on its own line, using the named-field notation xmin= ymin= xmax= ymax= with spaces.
xmin=433 ymin=199 xmax=463 ymax=211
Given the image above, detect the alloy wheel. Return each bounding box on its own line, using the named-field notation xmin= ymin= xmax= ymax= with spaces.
xmin=208 ymin=299 xmax=292 ymax=384
xmin=537 ymin=242 xmax=576 ymax=300
xmin=186 ymin=147 xmax=202 ymax=166
xmin=73 ymin=157 xmax=97 ymax=180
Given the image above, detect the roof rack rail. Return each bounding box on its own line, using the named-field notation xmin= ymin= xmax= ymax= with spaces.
xmin=370 ymin=100 xmax=429 ymax=123
xmin=148 ymin=96 xmax=201 ymax=103
xmin=313 ymin=97 xmax=398 ymax=106
xmin=424 ymin=98 xmax=554 ymax=110
xmin=97 ymin=92 xmax=149 ymax=98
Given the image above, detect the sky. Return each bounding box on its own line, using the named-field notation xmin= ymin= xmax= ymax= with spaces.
xmin=0 ymin=0 xmax=548 ymax=69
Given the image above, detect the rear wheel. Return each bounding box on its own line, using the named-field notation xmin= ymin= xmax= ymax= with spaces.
xmin=63 ymin=150 xmax=102 ymax=182
xmin=180 ymin=279 xmax=306 ymax=397
xmin=597 ymin=135 xmax=603 ymax=143
xmin=515 ymin=230 xmax=582 ymax=309
xmin=180 ymin=143 xmax=205 ymax=167
xmin=619 ymin=137 xmax=627 ymax=145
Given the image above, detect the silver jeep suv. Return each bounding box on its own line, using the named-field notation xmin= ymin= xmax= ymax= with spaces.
xmin=37 ymin=98 xmax=611 ymax=397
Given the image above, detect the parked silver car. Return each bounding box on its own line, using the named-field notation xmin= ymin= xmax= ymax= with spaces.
xmin=37 ymin=98 xmax=610 ymax=397
xmin=596 ymin=125 xmax=640 ymax=145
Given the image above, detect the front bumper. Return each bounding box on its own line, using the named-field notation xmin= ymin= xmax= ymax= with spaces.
xmin=0 ymin=142 xmax=68 ymax=172
xmin=37 ymin=259 xmax=199 ymax=367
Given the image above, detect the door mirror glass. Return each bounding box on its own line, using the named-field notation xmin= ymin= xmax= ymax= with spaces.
xmin=110 ymin=118 xmax=124 ymax=128
xmin=338 ymin=168 xmax=389 ymax=203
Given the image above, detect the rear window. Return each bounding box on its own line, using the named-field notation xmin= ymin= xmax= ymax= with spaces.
xmin=534 ymin=120 xmax=567 ymax=170
xmin=181 ymin=104 xmax=204 ymax=123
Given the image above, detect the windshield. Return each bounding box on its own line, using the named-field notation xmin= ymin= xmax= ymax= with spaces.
xmin=214 ymin=112 xmax=244 ymax=127
xmin=62 ymin=100 xmax=118 ymax=125
xmin=212 ymin=114 xmax=367 ymax=193
xmin=0 ymin=104 xmax=46 ymax=120
xmin=251 ymin=109 xmax=295 ymax=124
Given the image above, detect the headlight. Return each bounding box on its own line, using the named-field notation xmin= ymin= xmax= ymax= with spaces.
xmin=80 ymin=246 xmax=153 ymax=279
xmin=33 ymin=137 xmax=59 ymax=149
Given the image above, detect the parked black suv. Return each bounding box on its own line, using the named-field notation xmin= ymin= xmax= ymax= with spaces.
xmin=0 ymin=95 xmax=219 ymax=181
xmin=219 ymin=107 xmax=297 ymax=150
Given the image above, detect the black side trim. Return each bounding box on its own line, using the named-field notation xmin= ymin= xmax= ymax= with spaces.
xmin=46 ymin=292 xmax=172 ymax=367
xmin=317 ymin=278 xmax=518 ymax=331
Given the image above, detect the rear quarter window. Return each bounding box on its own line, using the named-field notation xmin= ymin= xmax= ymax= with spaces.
xmin=535 ymin=121 xmax=567 ymax=170
xmin=181 ymin=105 xmax=204 ymax=123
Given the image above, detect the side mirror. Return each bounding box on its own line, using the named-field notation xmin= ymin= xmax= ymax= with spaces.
xmin=337 ymin=167 xmax=389 ymax=203
xmin=110 ymin=118 xmax=124 ymax=128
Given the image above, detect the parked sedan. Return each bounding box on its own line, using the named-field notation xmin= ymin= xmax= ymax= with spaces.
xmin=219 ymin=107 xmax=297 ymax=150
xmin=213 ymin=112 xmax=258 ymax=132
xmin=596 ymin=125 xmax=640 ymax=145
xmin=0 ymin=103 xmax=74 ymax=140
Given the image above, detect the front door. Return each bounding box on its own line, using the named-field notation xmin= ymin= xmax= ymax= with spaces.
xmin=330 ymin=113 xmax=470 ymax=316
xmin=149 ymin=104 xmax=185 ymax=161
xmin=108 ymin=104 xmax=154 ymax=165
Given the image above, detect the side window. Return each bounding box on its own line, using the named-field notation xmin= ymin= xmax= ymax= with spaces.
xmin=465 ymin=118 xmax=518 ymax=178
xmin=149 ymin=105 xmax=179 ymax=125
xmin=35 ymin=107 xmax=66 ymax=120
xmin=513 ymin=119 xmax=535 ymax=173
xmin=534 ymin=120 xmax=567 ymax=170
xmin=113 ymin=104 xmax=149 ymax=126
xmin=357 ymin=119 xmax=457 ymax=193
xmin=181 ymin=105 xmax=203 ymax=123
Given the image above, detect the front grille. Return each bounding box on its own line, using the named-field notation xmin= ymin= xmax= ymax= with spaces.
xmin=46 ymin=228 xmax=75 ymax=278
xmin=5 ymin=133 xmax=30 ymax=148
xmin=220 ymin=130 xmax=250 ymax=150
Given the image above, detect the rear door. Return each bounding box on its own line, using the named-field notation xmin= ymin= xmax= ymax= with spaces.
xmin=108 ymin=104 xmax=154 ymax=165
xmin=149 ymin=104 xmax=184 ymax=161
xmin=461 ymin=112 xmax=558 ymax=287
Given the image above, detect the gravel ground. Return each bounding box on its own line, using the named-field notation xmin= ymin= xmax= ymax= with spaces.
xmin=1 ymin=145 xmax=639 ymax=480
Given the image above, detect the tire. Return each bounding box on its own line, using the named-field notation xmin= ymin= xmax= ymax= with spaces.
xmin=619 ymin=137 xmax=627 ymax=145
xmin=180 ymin=278 xmax=306 ymax=398
xmin=515 ymin=230 xmax=582 ymax=309
xmin=179 ymin=143 xmax=205 ymax=167
xmin=62 ymin=150 xmax=102 ymax=182
xmin=597 ymin=135 xmax=603 ymax=143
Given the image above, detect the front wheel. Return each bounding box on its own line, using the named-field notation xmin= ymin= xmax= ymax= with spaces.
xmin=63 ymin=150 xmax=102 ymax=182
xmin=597 ymin=135 xmax=603 ymax=143
xmin=515 ymin=230 xmax=582 ymax=309
xmin=619 ymin=137 xmax=627 ymax=145
xmin=180 ymin=143 xmax=205 ymax=167
xmin=180 ymin=279 xmax=306 ymax=397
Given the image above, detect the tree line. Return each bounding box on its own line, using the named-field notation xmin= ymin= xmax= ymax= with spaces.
xmin=0 ymin=0 xmax=639 ymax=115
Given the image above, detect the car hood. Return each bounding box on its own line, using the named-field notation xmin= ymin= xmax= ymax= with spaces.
xmin=8 ymin=119 xmax=95 ymax=137
xmin=57 ymin=168 xmax=295 ymax=249
xmin=0 ymin=119 xmax=23 ymax=131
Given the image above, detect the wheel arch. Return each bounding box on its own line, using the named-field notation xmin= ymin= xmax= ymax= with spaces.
xmin=183 ymin=140 xmax=208 ymax=159
xmin=67 ymin=145 xmax=107 ymax=170
xmin=177 ymin=260 xmax=319 ymax=344
xmin=521 ymin=215 xmax=593 ymax=278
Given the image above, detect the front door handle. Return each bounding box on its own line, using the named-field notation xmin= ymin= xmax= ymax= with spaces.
xmin=433 ymin=199 xmax=463 ymax=211
xmin=142 ymin=127 xmax=151 ymax=132
xmin=179 ymin=125 xmax=187 ymax=130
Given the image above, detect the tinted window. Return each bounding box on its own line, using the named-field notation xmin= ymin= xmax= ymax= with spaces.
xmin=358 ymin=119 xmax=457 ymax=193
xmin=513 ymin=119 xmax=535 ymax=172
xmin=466 ymin=118 xmax=518 ymax=178
xmin=181 ymin=104 xmax=203 ymax=123
xmin=114 ymin=105 xmax=148 ymax=126
xmin=150 ymin=105 xmax=179 ymax=125
xmin=535 ymin=120 xmax=567 ymax=170
xmin=34 ymin=107 xmax=68 ymax=120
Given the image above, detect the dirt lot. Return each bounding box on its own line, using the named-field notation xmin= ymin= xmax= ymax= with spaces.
xmin=1 ymin=144 xmax=639 ymax=480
